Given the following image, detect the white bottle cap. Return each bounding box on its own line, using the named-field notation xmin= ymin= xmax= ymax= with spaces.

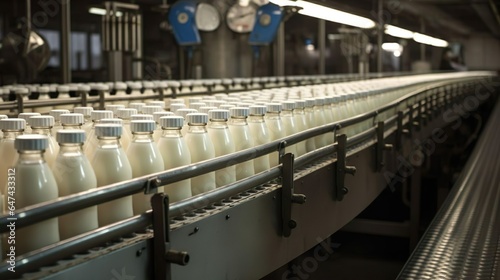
xmin=219 ymin=104 xmax=235 ymax=110
xmin=127 ymin=82 xmax=142 ymax=90
xmin=294 ymin=100 xmax=306 ymax=109
xmin=148 ymin=101 xmax=166 ymax=108
xmin=77 ymin=85 xmax=91 ymax=92
xmin=170 ymin=103 xmax=187 ymax=112
xmin=131 ymin=114 xmax=154 ymax=121
xmin=187 ymin=113 xmax=208 ymax=124
xmin=91 ymin=84 xmax=109 ymax=91
xmin=198 ymin=106 xmax=217 ymax=114
xmin=114 ymin=82 xmax=127 ymax=90
xmin=0 ymin=118 xmax=26 ymax=130
xmin=95 ymin=124 xmax=122 ymax=137
xmin=305 ymin=99 xmax=315 ymax=108
xmin=91 ymin=110 xmax=114 ymax=121
xmin=18 ymin=113 xmax=41 ymax=124
xmin=73 ymin=107 xmax=93 ymax=117
xmin=117 ymin=108 xmax=138 ymax=119
xmin=105 ymin=104 xmax=125 ymax=114
xmin=130 ymin=120 xmax=156 ymax=133
xmin=153 ymin=112 xmax=174 ymax=123
xmin=38 ymin=86 xmax=50 ymax=93
xmin=314 ymin=97 xmax=325 ymax=106
xmin=167 ymin=81 xmax=181 ymax=88
xmin=50 ymin=109 xmax=71 ymax=121
xmin=60 ymin=113 xmax=84 ymax=125
xmin=266 ymin=103 xmax=282 ymax=113
xmin=188 ymin=97 xmax=202 ymax=104
xmin=176 ymin=108 xmax=198 ymax=119
xmin=30 ymin=116 xmax=55 ymax=128
xmin=129 ymin=103 xmax=146 ymax=112
xmin=100 ymin=118 xmax=123 ymax=125
xmin=189 ymin=102 xmax=207 ymax=111
xmin=230 ymin=107 xmax=249 ymax=117
xmin=142 ymin=81 xmax=155 ymax=89
xmin=206 ymin=100 xmax=227 ymax=107
xmin=56 ymin=129 xmax=86 ymax=143
xmin=13 ymin=87 xmax=29 ymax=94
xmin=160 ymin=116 xmax=184 ymax=128
xmin=324 ymin=96 xmax=334 ymax=105
xmin=281 ymin=101 xmax=296 ymax=110
xmin=142 ymin=105 xmax=163 ymax=115
xmin=15 ymin=135 xmax=48 ymax=151
xmin=57 ymin=85 xmax=70 ymax=92
xmin=249 ymin=105 xmax=267 ymax=116
xmin=208 ymin=109 xmax=229 ymax=120
xmin=0 ymin=115 xmax=7 ymax=120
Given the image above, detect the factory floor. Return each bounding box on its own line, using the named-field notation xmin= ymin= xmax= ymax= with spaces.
xmin=261 ymin=231 xmax=409 ymax=280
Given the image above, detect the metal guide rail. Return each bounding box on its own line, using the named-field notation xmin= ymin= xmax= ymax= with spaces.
xmin=0 ymin=72 xmax=430 ymax=114
xmin=0 ymin=73 xmax=497 ymax=279
xmin=397 ymin=99 xmax=500 ymax=279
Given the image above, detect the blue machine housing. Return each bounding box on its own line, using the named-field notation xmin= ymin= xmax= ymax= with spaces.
xmin=249 ymin=3 xmax=283 ymax=46
xmin=168 ymin=0 xmax=201 ymax=46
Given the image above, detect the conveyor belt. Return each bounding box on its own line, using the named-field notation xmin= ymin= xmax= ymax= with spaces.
xmin=398 ymin=98 xmax=500 ymax=279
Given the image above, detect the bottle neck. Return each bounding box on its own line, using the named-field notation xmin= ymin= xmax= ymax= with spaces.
xmin=132 ymin=132 xmax=154 ymax=142
xmin=97 ymin=136 xmax=122 ymax=149
xmin=31 ymin=127 xmax=52 ymax=136
xmin=62 ymin=124 xmax=82 ymax=130
xmin=208 ymin=119 xmax=228 ymax=129
xmin=161 ymin=128 xmax=183 ymax=137
xmin=228 ymin=117 xmax=247 ymax=125
xmin=59 ymin=143 xmax=84 ymax=155
xmin=248 ymin=115 xmax=265 ymax=123
xmin=265 ymin=111 xmax=280 ymax=119
xmin=2 ymin=130 xmax=23 ymax=140
xmin=305 ymin=107 xmax=314 ymax=113
xmin=281 ymin=109 xmax=293 ymax=117
xmin=17 ymin=150 xmax=45 ymax=164
xmin=294 ymin=108 xmax=305 ymax=115
xmin=188 ymin=124 xmax=207 ymax=133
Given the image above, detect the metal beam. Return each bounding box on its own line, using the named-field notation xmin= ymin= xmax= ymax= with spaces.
xmin=61 ymin=0 xmax=71 ymax=83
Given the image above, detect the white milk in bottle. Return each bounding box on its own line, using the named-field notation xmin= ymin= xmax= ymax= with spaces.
xmin=91 ymin=124 xmax=133 ymax=227
xmin=304 ymin=99 xmax=317 ymax=152
xmin=184 ymin=113 xmax=216 ymax=195
xmin=292 ymin=100 xmax=308 ymax=157
xmin=265 ymin=103 xmax=286 ymax=167
xmin=13 ymin=135 xmax=59 ymax=255
xmin=207 ymin=109 xmax=236 ymax=187
xmin=0 ymin=119 xmax=25 ymax=203
xmin=228 ymin=107 xmax=255 ymax=180
xmin=29 ymin=116 xmax=59 ymax=167
xmin=312 ymin=97 xmax=328 ymax=148
xmin=158 ymin=116 xmax=192 ymax=202
xmin=280 ymin=101 xmax=299 ymax=156
xmin=248 ymin=105 xmax=271 ymax=173
xmin=54 ymin=130 xmax=98 ymax=240
xmin=117 ymin=108 xmax=138 ymax=148
xmin=176 ymin=108 xmax=198 ymax=136
xmin=18 ymin=112 xmax=41 ymax=134
xmin=126 ymin=120 xmax=165 ymax=214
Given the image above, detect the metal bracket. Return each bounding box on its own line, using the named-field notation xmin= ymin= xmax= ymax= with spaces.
xmin=419 ymin=100 xmax=427 ymax=126
xmin=145 ymin=177 xmax=161 ymax=195
xmin=376 ymin=122 xmax=393 ymax=171
xmin=280 ymin=153 xmax=306 ymax=237
xmin=80 ymin=90 xmax=88 ymax=107
xmin=152 ymin=194 xmax=189 ymax=280
xmin=396 ymin=111 xmax=408 ymax=152
xmin=335 ymin=134 xmax=356 ymax=201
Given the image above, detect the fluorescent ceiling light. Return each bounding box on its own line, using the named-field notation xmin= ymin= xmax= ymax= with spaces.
xmin=384 ymin=25 xmax=414 ymax=39
xmin=382 ymin=42 xmax=402 ymax=52
xmin=270 ymin=0 xmax=376 ymax=29
xmin=89 ymin=7 xmax=123 ymax=17
xmin=413 ymin=33 xmax=449 ymax=47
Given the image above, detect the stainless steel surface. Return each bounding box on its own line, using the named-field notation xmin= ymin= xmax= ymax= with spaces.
xmin=398 ymin=98 xmax=500 ymax=280
xmin=274 ymin=23 xmax=285 ymax=76
xmin=61 ymin=0 xmax=71 ymax=83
